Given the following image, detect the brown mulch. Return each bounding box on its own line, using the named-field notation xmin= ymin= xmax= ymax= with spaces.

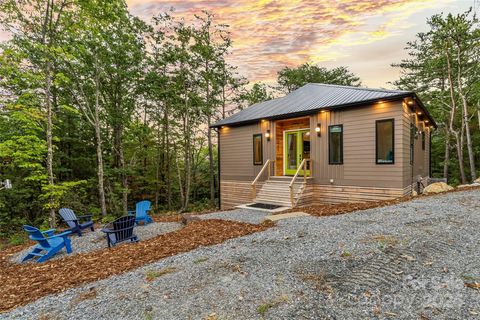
xmin=285 ymin=185 xmax=480 ymax=217
xmin=0 ymin=219 xmax=273 ymax=313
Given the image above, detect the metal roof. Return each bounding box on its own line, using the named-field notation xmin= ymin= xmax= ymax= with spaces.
xmin=211 ymin=83 xmax=436 ymax=128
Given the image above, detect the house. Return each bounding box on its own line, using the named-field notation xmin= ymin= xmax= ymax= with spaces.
xmin=211 ymin=83 xmax=436 ymax=209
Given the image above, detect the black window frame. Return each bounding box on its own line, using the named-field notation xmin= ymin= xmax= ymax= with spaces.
xmin=375 ymin=119 xmax=395 ymax=165
xmin=253 ymin=134 xmax=263 ymax=166
xmin=328 ymin=124 xmax=343 ymax=165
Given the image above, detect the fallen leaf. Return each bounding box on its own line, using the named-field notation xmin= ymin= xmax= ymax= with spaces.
xmin=465 ymin=282 xmax=480 ymax=290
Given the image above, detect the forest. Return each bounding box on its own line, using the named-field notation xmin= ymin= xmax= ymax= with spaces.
xmin=0 ymin=1 xmax=478 ymax=240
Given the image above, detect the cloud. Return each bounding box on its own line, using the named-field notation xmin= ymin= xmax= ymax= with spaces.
xmin=127 ymin=0 xmax=456 ymax=86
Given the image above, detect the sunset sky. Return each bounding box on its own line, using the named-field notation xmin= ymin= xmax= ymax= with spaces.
xmin=0 ymin=1 xmax=475 ymax=88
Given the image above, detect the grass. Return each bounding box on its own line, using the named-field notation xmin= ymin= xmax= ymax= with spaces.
xmin=362 ymin=234 xmax=400 ymax=249
xmin=8 ymin=234 xmax=25 ymax=246
xmin=145 ymin=267 xmax=177 ymax=281
xmin=257 ymin=295 xmax=289 ymax=318
xmin=340 ymin=250 xmax=352 ymax=258
xmin=193 ymin=257 xmax=209 ymax=264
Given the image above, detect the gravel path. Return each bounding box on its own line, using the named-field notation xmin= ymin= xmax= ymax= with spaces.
xmin=2 ymin=190 xmax=480 ymax=319
xmin=11 ymin=222 xmax=183 ymax=263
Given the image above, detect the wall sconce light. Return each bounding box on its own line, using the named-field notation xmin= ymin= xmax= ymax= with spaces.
xmin=265 ymin=130 xmax=271 ymax=141
xmin=315 ymin=123 xmax=321 ymax=137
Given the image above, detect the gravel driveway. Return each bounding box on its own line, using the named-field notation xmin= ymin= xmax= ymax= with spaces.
xmin=2 ymin=189 xmax=480 ymax=319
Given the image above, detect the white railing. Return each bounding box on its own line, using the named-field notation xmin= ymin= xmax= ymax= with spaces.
xmin=289 ymin=159 xmax=311 ymax=207
xmin=251 ymin=159 xmax=274 ymax=200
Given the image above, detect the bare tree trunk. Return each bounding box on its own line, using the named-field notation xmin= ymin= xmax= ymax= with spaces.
xmin=164 ymin=107 xmax=172 ymax=209
xmin=45 ymin=62 xmax=56 ymax=228
xmin=445 ymin=51 xmax=466 ymax=184
xmin=477 ymin=100 xmax=480 ymax=131
xmin=457 ymin=79 xmax=477 ymax=181
xmin=120 ymin=142 xmax=128 ymax=214
xmin=443 ymin=128 xmax=450 ymax=179
xmin=175 ymin=145 xmax=185 ymax=211
xmin=94 ymin=67 xmax=107 ymax=216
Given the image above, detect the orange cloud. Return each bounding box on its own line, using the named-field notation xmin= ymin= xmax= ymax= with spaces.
xmin=126 ymin=0 xmax=455 ymax=85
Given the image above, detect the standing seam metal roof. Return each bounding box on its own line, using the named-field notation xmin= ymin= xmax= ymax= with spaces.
xmin=211 ymin=83 xmax=435 ymax=127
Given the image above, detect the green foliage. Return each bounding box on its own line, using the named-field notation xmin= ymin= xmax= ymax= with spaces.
xmin=393 ymin=9 xmax=479 ymax=183
xmin=241 ymin=82 xmax=273 ymax=106
xmin=0 ymin=2 xmax=248 ymax=235
xmin=277 ymin=63 xmax=361 ymax=93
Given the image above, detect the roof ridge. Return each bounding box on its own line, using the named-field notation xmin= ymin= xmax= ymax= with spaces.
xmin=305 ymin=83 xmax=410 ymax=94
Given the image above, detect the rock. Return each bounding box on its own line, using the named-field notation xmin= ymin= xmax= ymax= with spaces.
xmin=181 ymin=214 xmax=201 ymax=225
xmin=457 ymin=184 xmax=471 ymax=189
xmin=423 ymin=182 xmax=454 ymax=194
xmin=475 ymin=177 xmax=480 ymax=184
xmin=412 ymin=190 xmax=418 ymax=197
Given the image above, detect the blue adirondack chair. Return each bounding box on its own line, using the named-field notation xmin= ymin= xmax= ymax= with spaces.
xmin=22 ymin=225 xmax=72 ymax=263
xmin=59 ymin=208 xmax=94 ymax=236
xmin=128 ymin=200 xmax=153 ymax=225
xmin=101 ymin=215 xmax=138 ymax=248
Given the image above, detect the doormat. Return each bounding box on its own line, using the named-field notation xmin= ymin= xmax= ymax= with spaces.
xmin=246 ymin=203 xmax=283 ymax=210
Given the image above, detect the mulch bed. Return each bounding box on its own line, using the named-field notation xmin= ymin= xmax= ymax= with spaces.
xmin=285 ymin=185 xmax=480 ymax=217
xmin=0 ymin=219 xmax=273 ymax=313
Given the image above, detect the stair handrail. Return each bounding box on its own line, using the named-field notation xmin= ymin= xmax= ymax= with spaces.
xmin=289 ymin=159 xmax=311 ymax=207
xmin=251 ymin=159 xmax=274 ymax=200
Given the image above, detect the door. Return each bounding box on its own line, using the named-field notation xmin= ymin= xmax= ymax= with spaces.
xmin=284 ymin=129 xmax=311 ymax=175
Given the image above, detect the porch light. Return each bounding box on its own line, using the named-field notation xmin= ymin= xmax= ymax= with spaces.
xmin=417 ymin=111 xmax=422 ymax=115
xmin=424 ymin=120 xmax=429 ymax=124
xmin=265 ymin=130 xmax=271 ymax=141
xmin=315 ymin=123 xmax=321 ymax=137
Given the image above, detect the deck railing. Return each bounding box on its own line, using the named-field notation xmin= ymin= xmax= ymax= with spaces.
xmin=251 ymin=159 xmax=274 ymax=200
xmin=289 ymin=159 xmax=311 ymax=207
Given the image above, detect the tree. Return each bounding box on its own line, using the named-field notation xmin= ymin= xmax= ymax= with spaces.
xmin=393 ymin=9 xmax=479 ymax=184
xmin=277 ymin=63 xmax=361 ymax=93
xmin=241 ymin=82 xmax=273 ymax=106
xmin=0 ymin=0 xmax=72 ymax=227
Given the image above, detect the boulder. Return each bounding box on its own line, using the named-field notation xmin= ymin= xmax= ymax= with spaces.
xmin=423 ymin=182 xmax=454 ymax=194
xmin=411 ymin=190 xmax=418 ymax=197
xmin=457 ymin=184 xmax=471 ymax=189
xmin=475 ymin=177 xmax=480 ymax=184
xmin=181 ymin=214 xmax=201 ymax=225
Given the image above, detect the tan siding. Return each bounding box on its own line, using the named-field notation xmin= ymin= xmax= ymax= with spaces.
xmin=402 ymin=101 xmax=430 ymax=191
xmin=312 ymin=184 xmax=404 ymax=204
xmin=218 ymin=98 xmax=432 ymax=207
xmin=219 ymin=121 xmax=274 ymax=180
xmin=220 ymin=180 xmax=253 ymax=209
xmin=312 ymin=101 xmax=404 ymax=188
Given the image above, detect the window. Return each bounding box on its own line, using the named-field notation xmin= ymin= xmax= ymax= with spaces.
xmin=376 ymin=119 xmax=394 ymax=164
xmin=328 ymin=125 xmax=343 ymax=164
xmin=253 ymin=134 xmax=263 ymax=165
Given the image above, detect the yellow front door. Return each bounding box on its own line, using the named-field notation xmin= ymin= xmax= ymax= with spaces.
xmin=284 ymin=129 xmax=310 ymax=175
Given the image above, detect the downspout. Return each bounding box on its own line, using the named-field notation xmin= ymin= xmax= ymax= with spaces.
xmin=213 ymin=127 xmax=221 ymax=210
xmin=429 ymin=129 xmax=432 ymax=178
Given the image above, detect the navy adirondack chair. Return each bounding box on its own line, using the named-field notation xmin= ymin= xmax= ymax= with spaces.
xmin=59 ymin=208 xmax=94 ymax=236
xmin=128 ymin=200 xmax=153 ymax=225
xmin=22 ymin=225 xmax=72 ymax=263
xmin=101 ymin=215 xmax=138 ymax=248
